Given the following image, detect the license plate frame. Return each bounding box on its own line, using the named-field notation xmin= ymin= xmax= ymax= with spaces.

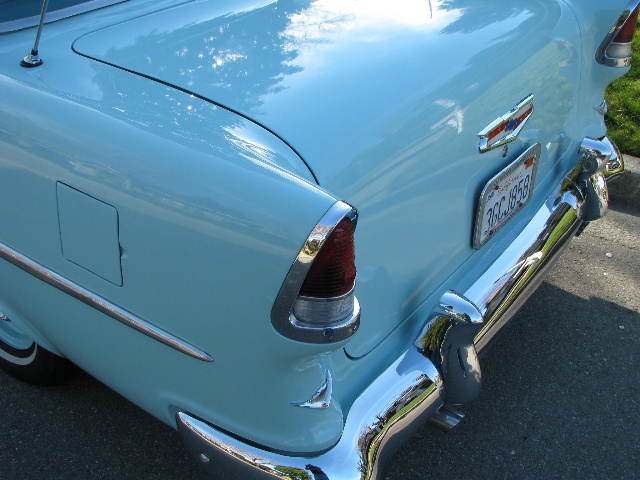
xmin=473 ymin=143 xmax=541 ymax=249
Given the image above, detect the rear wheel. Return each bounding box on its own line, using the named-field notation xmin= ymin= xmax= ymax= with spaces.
xmin=0 ymin=312 xmax=73 ymax=386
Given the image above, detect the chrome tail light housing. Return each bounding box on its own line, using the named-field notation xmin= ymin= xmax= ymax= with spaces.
xmin=596 ymin=0 xmax=639 ymax=67
xmin=271 ymin=201 xmax=360 ymax=344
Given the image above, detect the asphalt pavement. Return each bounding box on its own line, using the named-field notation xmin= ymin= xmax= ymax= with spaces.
xmin=1 ymin=159 xmax=639 ymax=480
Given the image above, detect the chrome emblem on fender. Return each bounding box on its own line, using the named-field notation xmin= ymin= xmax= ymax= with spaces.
xmin=477 ymin=94 xmax=534 ymax=153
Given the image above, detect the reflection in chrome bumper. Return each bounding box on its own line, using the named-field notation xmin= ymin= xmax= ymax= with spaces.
xmin=176 ymin=137 xmax=622 ymax=480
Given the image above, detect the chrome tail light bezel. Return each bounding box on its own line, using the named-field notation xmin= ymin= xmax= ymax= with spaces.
xmin=271 ymin=201 xmax=360 ymax=344
xmin=596 ymin=0 xmax=639 ymax=67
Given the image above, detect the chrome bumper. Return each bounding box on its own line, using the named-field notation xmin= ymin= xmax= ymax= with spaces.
xmin=176 ymin=137 xmax=622 ymax=480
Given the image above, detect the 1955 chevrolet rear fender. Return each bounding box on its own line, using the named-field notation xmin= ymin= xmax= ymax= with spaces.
xmin=0 ymin=30 xmax=347 ymax=450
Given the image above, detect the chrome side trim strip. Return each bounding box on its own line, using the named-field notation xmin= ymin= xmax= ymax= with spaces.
xmin=0 ymin=243 xmax=213 ymax=362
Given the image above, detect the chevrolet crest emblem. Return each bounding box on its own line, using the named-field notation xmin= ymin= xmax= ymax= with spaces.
xmin=477 ymin=94 xmax=534 ymax=153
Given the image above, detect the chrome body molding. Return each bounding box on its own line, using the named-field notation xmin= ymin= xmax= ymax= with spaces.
xmin=0 ymin=243 xmax=213 ymax=362
xmin=595 ymin=0 xmax=640 ymax=67
xmin=294 ymin=371 xmax=333 ymax=409
xmin=176 ymin=137 xmax=621 ymax=479
xmin=271 ymin=201 xmax=360 ymax=344
xmin=477 ymin=94 xmax=534 ymax=153
xmin=594 ymin=100 xmax=609 ymax=116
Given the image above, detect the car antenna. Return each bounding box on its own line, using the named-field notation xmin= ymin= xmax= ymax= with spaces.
xmin=21 ymin=0 xmax=50 ymax=68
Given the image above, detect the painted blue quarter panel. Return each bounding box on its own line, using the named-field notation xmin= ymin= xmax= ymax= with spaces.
xmin=0 ymin=6 xmax=346 ymax=452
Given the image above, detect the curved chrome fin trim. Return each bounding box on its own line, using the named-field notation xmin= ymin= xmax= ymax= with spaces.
xmin=595 ymin=0 xmax=640 ymax=67
xmin=0 ymin=242 xmax=213 ymax=362
xmin=293 ymin=371 xmax=333 ymax=409
xmin=594 ymin=100 xmax=608 ymax=116
xmin=271 ymin=201 xmax=360 ymax=344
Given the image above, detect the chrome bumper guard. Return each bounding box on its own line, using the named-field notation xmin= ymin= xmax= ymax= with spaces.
xmin=176 ymin=137 xmax=622 ymax=480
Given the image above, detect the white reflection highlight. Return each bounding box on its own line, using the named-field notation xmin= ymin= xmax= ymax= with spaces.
xmin=431 ymin=99 xmax=464 ymax=134
xmin=281 ymin=0 xmax=458 ymax=53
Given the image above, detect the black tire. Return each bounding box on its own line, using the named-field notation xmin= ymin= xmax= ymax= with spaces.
xmin=0 ymin=317 xmax=73 ymax=386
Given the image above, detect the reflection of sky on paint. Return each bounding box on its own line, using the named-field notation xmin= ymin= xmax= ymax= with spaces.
xmin=261 ymin=1 xmax=532 ymax=163
xmin=280 ymin=0 xmax=461 ymax=61
xmin=75 ymin=0 xmax=532 ymax=123
xmin=70 ymin=0 xmax=537 ymax=170
xmin=281 ymin=0 xmax=458 ymax=52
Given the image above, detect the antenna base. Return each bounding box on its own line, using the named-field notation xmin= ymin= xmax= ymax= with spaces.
xmin=21 ymin=51 xmax=43 ymax=68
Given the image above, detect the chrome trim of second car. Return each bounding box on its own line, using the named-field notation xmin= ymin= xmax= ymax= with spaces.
xmin=595 ymin=0 xmax=640 ymax=67
xmin=271 ymin=201 xmax=360 ymax=344
xmin=0 ymin=243 xmax=213 ymax=362
xmin=176 ymin=137 xmax=621 ymax=479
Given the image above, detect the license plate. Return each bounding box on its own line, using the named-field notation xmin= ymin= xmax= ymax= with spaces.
xmin=474 ymin=143 xmax=541 ymax=248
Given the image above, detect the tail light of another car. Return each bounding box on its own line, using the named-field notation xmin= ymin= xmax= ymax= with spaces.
xmin=271 ymin=202 xmax=360 ymax=344
xmin=596 ymin=1 xmax=639 ymax=67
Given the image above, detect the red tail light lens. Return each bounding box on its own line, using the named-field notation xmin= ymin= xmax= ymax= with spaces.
xmin=271 ymin=202 xmax=360 ymax=343
xmin=616 ymin=8 xmax=639 ymax=44
xmin=596 ymin=4 xmax=639 ymax=67
xmin=298 ymin=218 xmax=356 ymax=298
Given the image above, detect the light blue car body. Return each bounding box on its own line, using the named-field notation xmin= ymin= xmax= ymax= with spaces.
xmin=0 ymin=0 xmax=633 ymax=477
